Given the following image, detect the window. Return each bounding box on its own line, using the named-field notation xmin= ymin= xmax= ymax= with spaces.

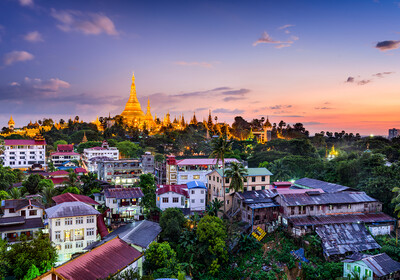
xmin=55 ymin=219 xmax=61 ymax=226
xmin=9 ymin=208 xmax=15 ymax=213
xmin=225 ymin=178 xmax=229 ymax=184
xmin=76 ymin=241 xmax=84 ymax=248
xmin=225 ymin=188 xmax=229 ymax=193
xmin=181 ymin=175 xmax=188 ymax=180
xmin=65 ymin=243 xmax=73 ymax=250
xmin=226 ymin=200 xmax=229 ymax=205
xmin=87 ymin=228 xmax=95 ymax=236
xmin=193 ymin=175 xmax=200 ymax=180
xmin=200 ymin=199 xmax=204 ymax=203
xmin=87 ymin=240 xmax=95 ymax=246
xmin=310 ymin=206 xmax=314 ymax=211
xmin=162 ymin=197 xmax=169 ymax=203
xmin=291 ymin=207 xmax=295 ymax=215
xmin=191 ymin=190 xmax=195 ymax=195
xmin=261 ymin=176 xmax=266 ymax=182
xmin=65 ymin=218 xmax=73 ymax=225
xmin=191 ymin=199 xmax=195 ymax=203
xmin=87 ymin=216 xmax=94 ymax=224
xmin=76 ymin=217 xmax=83 ymax=224
xmin=56 ymin=245 xmax=61 ymax=250
xmin=201 ymin=190 xmax=204 ymax=194
xmin=209 ymin=176 xmax=211 ymax=180
xmin=348 ymin=204 xmax=351 ymax=209
xmin=261 ymin=186 xmax=265 ymax=190
xmin=55 ymin=231 xmax=61 ymax=240
xmin=217 ymin=177 xmax=219 ymax=183
xmin=213 ymin=176 xmax=215 ymax=181
xmin=29 ymin=210 xmax=37 ymax=216
xmin=173 ymin=197 xmax=179 ymax=203
xmin=252 ymin=186 xmax=256 ymax=191
xmin=252 ymin=177 xmax=256 ymax=182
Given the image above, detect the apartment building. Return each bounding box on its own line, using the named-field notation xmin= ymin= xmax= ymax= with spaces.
xmin=50 ymin=144 xmax=80 ymax=167
xmin=97 ymin=159 xmax=142 ymax=186
xmin=45 ymin=201 xmax=100 ymax=264
xmin=83 ymin=140 xmax=119 ymax=172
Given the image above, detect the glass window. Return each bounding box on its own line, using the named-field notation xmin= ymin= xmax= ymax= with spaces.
xmin=87 ymin=216 xmax=94 ymax=223
xmin=87 ymin=228 xmax=95 ymax=236
xmin=261 ymin=176 xmax=266 ymax=182
xmin=65 ymin=218 xmax=73 ymax=225
xmin=261 ymin=186 xmax=265 ymax=190
xmin=191 ymin=199 xmax=195 ymax=203
xmin=252 ymin=177 xmax=256 ymax=182
xmin=162 ymin=197 xmax=169 ymax=203
xmin=252 ymin=186 xmax=255 ymax=191
xmin=193 ymin=175 xmax=200 ymax=180
xmin=173 ymin=197 xmax=179 ymax=203
xmin=65 ymin=243 xmax=73 ymax=250
xmin=76 ymin=217 xmax=83 ymax=224
xmin=181 ymin=175 xmax=188 ymax=180
xmin=55 ymin=231 xmax=61 ymax=240
xmin=200 ymin=199 xmax=204 ymax=203
xmin=225 ymin=178 xmax=229 ymax=184
xmin=76 ymin=241 xmax=84 ymax=248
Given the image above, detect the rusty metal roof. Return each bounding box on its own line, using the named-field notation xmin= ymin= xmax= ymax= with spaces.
xmin=55 ymin=237 xmax=142 ymax=280
xmin=0 ymin=217 xmax=43 ymax=233
xmin=316 ymin=223 xmax=381 ymax=257
xmin=280 ymin=191 xmax=376 ymax=206
xmin=52 ymin=193 xmax=99 ymax=205
xmin=288 ymin=213 xmax=395 ymax=226
xmin=362 ymin=253 xmax=400 ymax=277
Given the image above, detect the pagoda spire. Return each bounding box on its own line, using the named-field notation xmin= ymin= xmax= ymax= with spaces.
xmin=121 ymin=72 xmax=145 ymax=122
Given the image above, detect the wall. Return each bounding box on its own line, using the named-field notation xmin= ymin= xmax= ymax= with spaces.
xmin=157 ymin=192 xmax=186 ymax=210
xmin=188 ymin=188 xmax=206 ymax=211
xmin=343 ymin=261 xmax=372 ymax=280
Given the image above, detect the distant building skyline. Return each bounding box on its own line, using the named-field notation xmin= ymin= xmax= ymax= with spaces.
xmin=0 ymin=0 xmax=399 ymax=135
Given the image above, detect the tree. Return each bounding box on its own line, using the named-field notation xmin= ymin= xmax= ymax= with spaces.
xmin=138 ymin=174 xmax=157 ymax=212
xmin=224 ymin=162 xmax=247 ymax=212
xmin=41 ymin=186 xmax=57 ymax=207
xmin=0 ymin=190 xmax=9 ymax=201
xmin=63 ymin=171 xmax=80 ymax=189
xmin=143 ymin=242 xmax=179 ymax=276
xmin=23 ymin=174 xmax=44 ymax=194
xmin=62 ymin=186 xmax=80 ymax=194
xmin=80 ymin=173 xmax=99 ymax=195
xmin=196 ymin=215 xmax=228 ymax=276
xmin=210 ymin=136 xmax=232 ymax=214
xmin=0 ymin=165 xmax=18 ymax=190
xmin=159 ymin=208 xmax=186 ymax=243
xmin=116 ymin=141 xmax=143 ymax=158
xmin=206 ymin=198 xmax=224 ymax=217
xmin=3 ymin=232 xmax=57 ymax=279
xmin=53 ymin=140 xmax=68 ymax=150
xmin=8 ymin=187 xmax=22 ymax=199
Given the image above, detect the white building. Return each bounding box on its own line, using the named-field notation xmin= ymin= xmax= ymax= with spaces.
xmin=165 ymin=156 xmax=240 ymax=185
xmin=104 ymin=188 xmax=144 ymax=224
xmin=156 ymin=181 xmax=207 ymax=212
xmin=2 ymin=137 xmax=46 ymax=169
xmin=0 ymin=199 xmax=44 ymax=243
xmin=45 ymin=201 xmax=100 ymax=264
xmin=187 ymin=181 xmax=207 ymax=211
xmin=50 ymin=144 xmax=80 ymax=167
xmin=83 ymin=140 xmax=119 ymax=172
xmin=156 ymin=184 xmax=189 ymax=210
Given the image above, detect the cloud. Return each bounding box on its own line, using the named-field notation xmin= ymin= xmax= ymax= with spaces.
xmin=21 ymin=77 xmax=70 ymax=92
xmin=277 ymin=115 xmax=304 ymax=118
xmin=346 ymin=77 xmax=355 ymax=83
xmin=278 ymin=24 xmax=295 ymax=30
xmin=375 ymin=40 xmax=400 ymax=51
xmin=223 ymin=96 xmax=246 ymax=102
xmin=357 ymin=79 xmax=371 ymax=85
xmin=174 ymin=61 xmax=214 ymax=68
xmin=315 ymin=107 xmax=334 ymax=110
xmin=50 ymin=9 xmax=119 ymax=36
xmin=3 ymin=51 xmax=34 ymax=66
xmin=269 ymin=105 xmax=292 ymax=110
xmin=253 ymin=31 xmax=299 ymax=48
xmin=0 ymin=25 xmax=4 ymax=43
xmin=23 ymin=31 xmax=43 ymax=42
xmin=303 ymin=121 xmax=323 ymax=125
xmin=19 ymin=0 xmax=34 ymax=7
xmin=373 ymin=71 xmax=394 ymax=78
xmin=221 ymin=88 xmax=250 ymax=96
xmin=213 ymin=108 xmax=244 ymax=114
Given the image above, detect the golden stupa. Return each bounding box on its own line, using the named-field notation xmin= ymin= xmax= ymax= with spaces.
xmin=121 ymin=72 xmax=145 ymax=122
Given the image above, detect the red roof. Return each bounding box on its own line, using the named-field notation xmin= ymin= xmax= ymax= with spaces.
xmin=176 ymin=158 xmax=239 ymax=166
xmin=50 ymin=178 xmax=67 ymax=185
xmin=74 ymin=167 xmax=87 ymax=174
xmin=4 ymin=139 xmax=46 ymax=145
xmin=87 ymin=146 xmax=106 ymax=150
xmin=157 ymin=184 xmax=189 ymax=198
xmin=51 ymin=152 xmax=80 ymax=156
xmin=97 ymin=215 xmax=108 ymax=238
xmin=49 ymin=170 xmax=69 ymax=176
xmin=55 ymin=237 xmax=142 ymax=280
xmin=104 ymin=188 xmax=144 ymax=199
xmin=52 ymin=193 xmax=99 ymax=205
xmin=57 ymin=144 xmax=74 ymax=152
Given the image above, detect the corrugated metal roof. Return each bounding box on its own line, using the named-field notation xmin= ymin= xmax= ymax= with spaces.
xmin=214 ymin=167 xmax=273 ymax=177
xmin=0 ymin=217 xmax=43 ymax=233
xmin=316 ymin=223 xmax=381 ymax=257
xmin=85 ymin=220 xmax=161 ymax=250
xmin=176 ymin=158 xmax=239 ymax=166
xmin=52 ymin=193 xmax=99 ymax=205
xmin=280 ymin=191 xmax=376 ymax=206
xmin=363 ymin=253 xmax=400 ymax=277
xmin=186 ymin=181 xmax=207 ymax=189
xmin=237 ymin=190 xmax=278 ymax=204
xmin=294 ymin=178 xmax=354 ymax=193
xmin=156 ymin=185 xmax=188 ymax=197
xmin=2 ymin=199 xmax=44 ymax=210
xmin=55 ymin=237 xmax=142 ymax=280
xmin=104 ymin=188 xmax=143 ymax=199
xmin=45 ymin=201 xmax=100 ymax=219
xmin=288 ymin=213 xmax=395 ymax=226
xmin=0 ymin=216 xmax=25 ymax=225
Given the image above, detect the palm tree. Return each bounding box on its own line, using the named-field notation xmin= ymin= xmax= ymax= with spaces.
xmin=224 ymin=162 xmax=247 ymax=214
xmin=347 ymin=271 xmax=368 ymax=280
xmin=206 ymin=198 xmax=224 ymax=216
xmin=41 ymin=186 xmax=57 ymax=207
xmin=210 ymin=135 xmax=232 ymax=214
xmin=8 ymin=187 xmax=22 ymax=199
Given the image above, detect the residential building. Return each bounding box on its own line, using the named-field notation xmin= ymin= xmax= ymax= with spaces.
xmin=343 ymin=253 xmax=400 ymax=280
xmin=389 ymin=128 xmax=399 ymax=139
xmin=275 ymin=189 xmax=394 ymax=236
xmin=234 ymin=190 xmax=280 ymax=232
xmin=104 ymin=188 xmax=144 ymax=224
xmin=1 ymin=136 xmax=46 ymax=169
xmin=156 ymin=184 xmax=188 ymax=210
xmin=52 ymin=193 xmax=99 ymax=207
xmin=207 ymin=167 xmax=273 ymax=211
xmin=155 ymin=159 xmax=166 ymax=184
xmin=141 ymin=152 xmax=155 ymax=174
xmin=50 ymin=144 xmax=80 ymax=167
xmin=83 ymin=140 xmax=119 ymax=172
xmin=166 ymin=155 xmax=240 ymax=185
xmin=187 ymin=180 xmax=207 ymax=211
xmin=47 ymin=170 xmax=70 ymax=188
xmin=97 ymin=158 xmax=142 ymax=186
xmin=85 ymin=220 xmax=161 ymax=276
xmin=37 ymin=236 xmax=143 ymax=280
xmin=45 ymin=201 xmax=100 ymax=264
xmin=0 ymin=199 xmax=44 ymax=243
xmin=293 ymin=178 xmax=357 ymax=193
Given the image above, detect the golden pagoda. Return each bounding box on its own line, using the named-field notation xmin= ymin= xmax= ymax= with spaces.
xmin=121 ymin=73 xmax=145 ymax=123
xmin=144 ymin=99 xmax=155 ymax=128
xmin=8 ymin=115 xmax=15 ymax=130
xmin=81 ymin=131 xmax=88 ymax=143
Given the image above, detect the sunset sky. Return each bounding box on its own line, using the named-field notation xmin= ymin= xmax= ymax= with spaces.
xmin=0 ymin=0 xmax=399 ymax=135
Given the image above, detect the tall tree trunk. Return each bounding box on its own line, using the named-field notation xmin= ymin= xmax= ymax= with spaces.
xmin=222 ymin=158 xmax=226 ymax=215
